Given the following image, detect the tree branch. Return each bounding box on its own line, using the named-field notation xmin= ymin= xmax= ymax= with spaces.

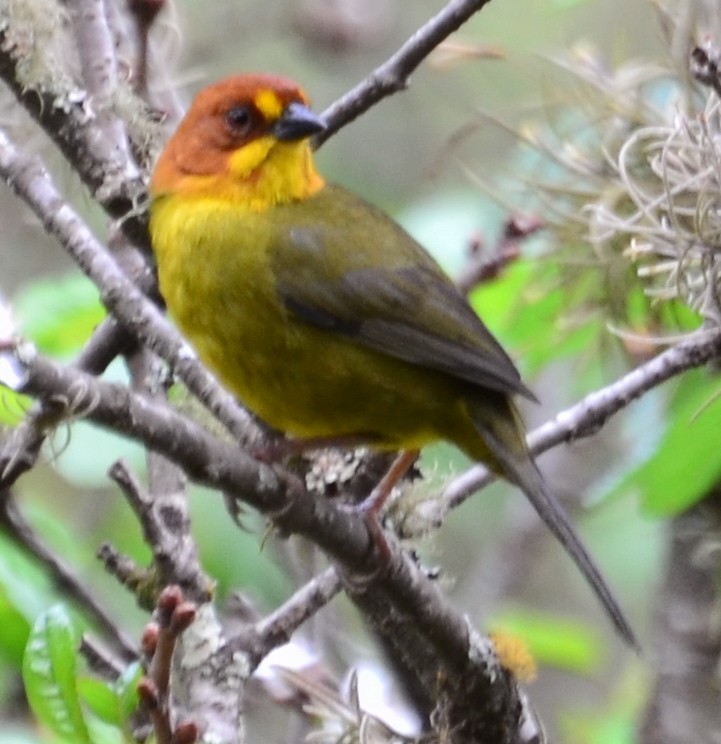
xmin=316 ymin=0 xmax=495 ymax=145
xmin=438 ymin=330 xmax=721 ymax=517
xmin=0 ymin=2 xmax=150 ymax=248
xmin=67 ymin=0 xmax=138 ymax=176
xmin=4 ymin=346 xmax=527 ymax=741
xmin=639 ymin=492 xmax=721 ymax=744
xmin=243 ymin=566 xmax=342 ymax=662
xmin=0 ymin=127 xmax=254 ymax=445
xmin=108 ymin=458 xmax=211 ymax=604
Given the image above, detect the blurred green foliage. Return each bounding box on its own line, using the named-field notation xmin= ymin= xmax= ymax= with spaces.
xmin=490 ymin=607 xmax=602 ymax=674
xmin=610 ymin=370 xmax=721 ymax=515
xmin=1 ymin=0 xmax=718 ymax=742
xmin=14 ymin=274 xmax=106 ymax=359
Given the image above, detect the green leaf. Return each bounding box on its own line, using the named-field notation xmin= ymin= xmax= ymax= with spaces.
xmin=0 ymin=534 xmax=54 ymax=665
xmin=114 ymin=662 xmax=142 ymax=721
xmin=77 ymin=662 xmax=142 ymax=731
xmin=616 ymin=372 xmax=721 ymax=515
xmin=22 ymin=605 xmax=91 ymax=743
xmin=490 ymin=608 xmax=602 ymax=674
xmin=561 ymin=708 xmax=636 ymax=744
xmin=468 ymin=258 xmax=534 ymax=339
xmin=0 ymin=597 xmax=31 ymax=667
xmin=84 ymin=718 xmax=125 ymax=744
xmin=77 ymin=677 xmax=120 ymax=726
xmin=0 ymin=389 xmax=31 ymax=425
xmin=467 ymin=259 xmax=608 ymax=381
xmin=14 ymin=274 xmax=105 ymax=358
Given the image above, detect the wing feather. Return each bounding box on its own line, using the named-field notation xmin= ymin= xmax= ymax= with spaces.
xmin=271 ymin=187 xmax=535 ymax=401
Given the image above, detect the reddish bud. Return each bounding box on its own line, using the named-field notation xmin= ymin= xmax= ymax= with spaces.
xmin=141 ymin=622 xmax=160 ymax=656
xmin=169 ymin=602 xmax=197 ymax=636
xmin=171 ymin=721 xmax=200 ymax=744
xmin=157 ymin=585 xmax=184 ymax=626
xmin=503 ymin=214 xmax=543 ymax=240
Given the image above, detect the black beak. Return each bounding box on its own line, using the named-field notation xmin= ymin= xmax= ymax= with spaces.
xmin=273 ymin=102 xmax=326 ymax=141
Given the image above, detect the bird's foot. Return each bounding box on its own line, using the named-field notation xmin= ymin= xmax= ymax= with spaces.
xmin=341 ymin=450 xmax=420 ymax=584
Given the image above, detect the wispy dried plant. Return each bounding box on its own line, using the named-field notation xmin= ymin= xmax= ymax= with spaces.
xmin=508 ymin=1 xmax=721 ymax=339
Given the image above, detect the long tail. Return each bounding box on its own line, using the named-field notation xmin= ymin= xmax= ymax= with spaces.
xmin=467 ymin=395 xmax=639 ymax=651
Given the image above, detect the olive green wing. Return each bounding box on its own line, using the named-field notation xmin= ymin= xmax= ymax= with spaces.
xmin=271 ymin=208 xmax=534 ymax=401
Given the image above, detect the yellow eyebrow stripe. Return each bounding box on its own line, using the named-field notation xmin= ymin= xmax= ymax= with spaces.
xmin=254 ymin=89 xmax=283 ymax=120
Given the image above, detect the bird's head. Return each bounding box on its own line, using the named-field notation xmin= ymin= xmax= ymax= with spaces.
xmin=150 ymin=74 xmax=327 ymax=210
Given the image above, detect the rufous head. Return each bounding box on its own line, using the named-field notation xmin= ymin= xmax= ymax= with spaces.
xmin=151 ymin=74 xmax=326 ymax=208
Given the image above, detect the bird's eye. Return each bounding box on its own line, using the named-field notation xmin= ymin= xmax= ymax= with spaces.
xmin=225 ymin=105 xmax=253 ymax=135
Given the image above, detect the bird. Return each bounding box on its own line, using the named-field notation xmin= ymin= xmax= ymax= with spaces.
xmin=149 ymin=73 xmax=637 ymax=648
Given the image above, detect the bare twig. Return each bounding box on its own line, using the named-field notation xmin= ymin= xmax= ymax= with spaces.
xmin=440 ymin=329 xmax=721 ymax=515
xmin=76 ymin=318 xmax=139 ymax=374
xmin=67 ymin=0 xmax=138 ymax=175
xmin=315 ymin=0 xmax=495 ymax=145
xmin=691 ymin=41 xmax=721 ymax=98
xmin=0 ymin=10 xmax=150 ymax=248
xmin=80 ymin=634 xmax=128 ymax=681
xmin=455 ymin=214 xmax=542 ymax=296
xmin=127 ymin=0 xmax=166 ymax=97
xmin=248 ymin=566 xmax=342 ymax=660
xmin=97 ymin=542 xmax=147 ymax=593
xmin=138 ymin=586 xmax=199 ymax=744
xmin=109 ymin=458 xmax=211 ymax=603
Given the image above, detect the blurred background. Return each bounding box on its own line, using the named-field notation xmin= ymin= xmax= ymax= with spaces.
xmin=2 ymin=0 xmax=719 ymax=742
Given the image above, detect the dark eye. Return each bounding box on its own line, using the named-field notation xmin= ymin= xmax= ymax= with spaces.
xmin=225 ymin=105 xmax=253 ymax=135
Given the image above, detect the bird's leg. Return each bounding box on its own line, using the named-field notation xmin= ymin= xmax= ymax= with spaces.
xmin=351 ymin=449 xmax=420 ymax=567
xmin=252 ymin=433 xmax=418 ymax=572
xmin=358 ymin=449 xmax=419 ymax=516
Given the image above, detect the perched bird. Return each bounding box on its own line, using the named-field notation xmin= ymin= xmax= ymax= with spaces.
xmin=149 ymin=74 xmax=636 ymax=647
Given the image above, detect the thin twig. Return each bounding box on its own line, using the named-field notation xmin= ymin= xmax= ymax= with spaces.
xmin=109 ymin=458 xmax=211 ymax=603
xmin=67 ymin=0 xmax=138 ymax=176
xmin=138 ymin=587 xmax=199 ymax=744
xmin=455 ymin=214 xmax=542 ymax=296
xmin=316 ymin=0 xmax=495 ymax=145
xmin=97 ymin=542 xmax=146 ymax=593
xmin=691 ymin=42 xmax=721 ymax=98
xmin=440 ymin=329 xmax=721 ymax=514
xmin=248 ymin=566 xmax=342 ymax=660
xmin=0 ymin=14 xmax=149 ymax=248
xmin=80 ymin=635 xmax=127 ymax=681
xmin=126 ymin=0 xmax=166 ymax=97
